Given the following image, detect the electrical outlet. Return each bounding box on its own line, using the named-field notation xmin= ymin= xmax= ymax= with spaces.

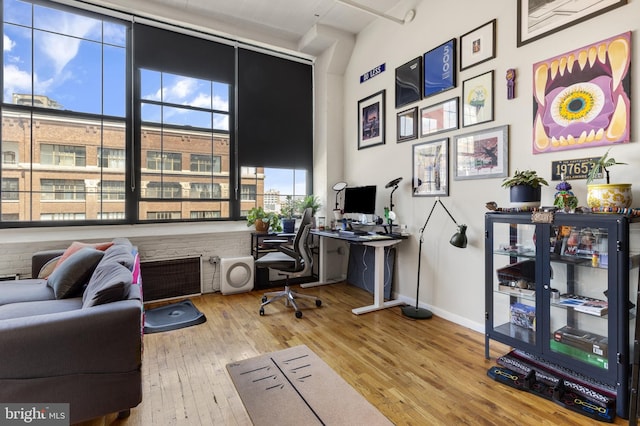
xmin=209 ymin=255 xmax=220 ymax=264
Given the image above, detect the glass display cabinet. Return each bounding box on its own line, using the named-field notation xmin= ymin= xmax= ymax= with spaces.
xmin=485 ymin=211 xmax=640 ymax=418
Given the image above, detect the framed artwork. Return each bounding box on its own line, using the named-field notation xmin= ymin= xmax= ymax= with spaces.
xmin=395 ymin=57 xmax=422 ymax=108
xmin=532 ymin=32 xmax=631 ymax=154
xmin=423 ymin=39 xmax=456 ymax=98
xmin=454 ymin=125 xmax=508 ymax=180
xmin=358 ymin=90 xmax=386 ymax=150
xmin=517 ymin=0 xmax=627 ymax=47
xmin=412 ymin=138 xmax=449 ymax=197
xmin=462 ymin=71 xmax=494 ymax=127
xmin=420 ymin=97 xmax=458 ymax=137
xmin=397 ymin=107 xmax=418 ymax=142
xmin=460 ymin=19 xmax=496 ymax=71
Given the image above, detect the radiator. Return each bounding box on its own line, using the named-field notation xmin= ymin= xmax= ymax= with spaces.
xmin=140 ymin=256 xmax=202 ymax=302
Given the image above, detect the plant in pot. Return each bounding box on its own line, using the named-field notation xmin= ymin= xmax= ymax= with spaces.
xmin=501 ymin=169 xmax=549 ymax=208
xmin=297 ymin=195 xmax=321 ymax=228
xmin=246 ymin=207 xmax=282 ymax=233
xmin=280 ymin=196 xmax=296 ymax=233
xmin=586 ymin=148 xmax=631 ymax=209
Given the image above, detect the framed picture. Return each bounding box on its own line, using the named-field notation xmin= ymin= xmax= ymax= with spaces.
xmin=462 ymin=71 xmax=493 ymax=127
xmin=412 ymin=138 xmax=449 ymax=197
xmin=395 ymin=57 xmax=422 ymax=108
xmin=423 ymin=39 xmax=456 ymax=98
xmin=460 ymin=19 xmax=496 ymax=71
xmin=532 ymin=32 xmax=631 ymax=154
xmin=453 ymin=125 xmax=508 ymax=180
xmin=358 ymin=90 xmax=386 ymax=150
xmin=397 ymin=107 xmax=418 ymax=142
xmin=420 ymin=97 xmax=458 ymax=137
xmin=517 ymin=0 xmax=627 ymax=47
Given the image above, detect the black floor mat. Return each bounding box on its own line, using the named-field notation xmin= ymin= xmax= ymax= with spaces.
xmin=144 ymin=299 xmax=206 ymax=334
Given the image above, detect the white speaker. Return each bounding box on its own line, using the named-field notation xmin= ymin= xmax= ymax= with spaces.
xmin=220 ymin=256 xmax=254 ymax=295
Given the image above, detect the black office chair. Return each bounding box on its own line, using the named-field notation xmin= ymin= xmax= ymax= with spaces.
xmin=257 ymin=207 xmax=321 ymax=318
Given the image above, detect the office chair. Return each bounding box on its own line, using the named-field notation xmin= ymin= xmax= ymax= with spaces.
xmin=257 ymin=207 xmax=322 ymax=318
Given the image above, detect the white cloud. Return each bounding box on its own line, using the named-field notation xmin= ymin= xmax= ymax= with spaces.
xmin=4 ymin=35 xmax=15 ymax=52
xmin=3 ymin=64 xmax=32 ymax=96
xmin=36 ymin=15 xmax=100 ymax=74
xmin=213 ymin=95 xmax=229 ymax=111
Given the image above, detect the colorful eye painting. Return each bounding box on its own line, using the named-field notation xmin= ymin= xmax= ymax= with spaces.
xmin=532 ymin=32 xmax=631 ymax=154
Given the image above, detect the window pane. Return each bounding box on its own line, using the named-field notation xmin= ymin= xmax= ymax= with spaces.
xmin=33 ymin=4 xmax=102 ymax=42
xmin=139 ymin=68 xmax=231 ymax=220
xmin=3 ymin=23 xmax=33 ymax=104
xmin=3 ymin=0 xmax=33 ymax=27
xmin=104 ymin=44 xmax=126 ymax=117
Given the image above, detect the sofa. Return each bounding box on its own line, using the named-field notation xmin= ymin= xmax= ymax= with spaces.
xmin=0 ymin=238 xmax=143 ymax=424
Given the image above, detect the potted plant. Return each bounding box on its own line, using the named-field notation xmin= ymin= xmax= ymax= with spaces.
xmin=501 ymin=169 xmax=549 ymax=208
xmin=246 ymin=207 xmax=281 ymax=233
xmin=586 ymin=148 xmax=632 ymax=209
xmin=297 ymin=195 xmax=322 ymax=228
xmin=280 ymin=196 xmax=296 ymax=233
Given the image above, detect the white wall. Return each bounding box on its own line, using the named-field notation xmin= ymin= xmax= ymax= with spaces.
xmin=341 ymin=0 xmax=640 ymax=331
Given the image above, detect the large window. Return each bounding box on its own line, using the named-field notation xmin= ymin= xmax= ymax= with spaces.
xmin=40 ymin=144 xmax=86 ymax=167
xmin=2 ymin=0 xmax=127 ymax=223
xmin=0 ymin=0 xmax=313 ymax=226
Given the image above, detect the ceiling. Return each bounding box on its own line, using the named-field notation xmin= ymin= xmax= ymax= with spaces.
xmin=123 ymin=0 xmax=414 ymax=51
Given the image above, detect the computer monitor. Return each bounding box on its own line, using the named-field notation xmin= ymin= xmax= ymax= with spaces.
xmin=343 ymin=185 xmax=377 ymax=215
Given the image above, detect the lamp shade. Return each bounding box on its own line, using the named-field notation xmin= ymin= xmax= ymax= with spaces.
xmin=449 ymin=225 xmax=468 ymax=248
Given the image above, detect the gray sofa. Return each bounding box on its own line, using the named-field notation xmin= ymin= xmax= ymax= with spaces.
xmin=0 ymin=238 xmax=143 ymax=424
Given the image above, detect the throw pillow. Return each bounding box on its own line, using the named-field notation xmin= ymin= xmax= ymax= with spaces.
xmin=83 ymin=262 xmax=133 ymax=308
xmin=100 ymin=243 xmax=135 ymax=269
xmin=54 ymin=241 xmax=114 ymax=269
xmin=37 ymin=255 xmax=62 ymax=279
xmin=47 ymin=248 xmax=105 ymax=299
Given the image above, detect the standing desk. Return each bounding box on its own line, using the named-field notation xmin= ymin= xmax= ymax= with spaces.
xmin=309 ymin=230 xmax=406 ymax=315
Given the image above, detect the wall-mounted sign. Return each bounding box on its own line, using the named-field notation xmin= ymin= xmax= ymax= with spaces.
xmin=360 ymin=63 xmax=385 ymax=84
xmin=551 ymin=157 xmax=599 ymax=181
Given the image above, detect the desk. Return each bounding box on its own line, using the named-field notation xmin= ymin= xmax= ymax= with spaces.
xmin=310 ymin=230 xmax=406 ymax=315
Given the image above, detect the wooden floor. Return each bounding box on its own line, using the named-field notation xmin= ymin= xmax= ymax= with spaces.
xmin=80 ymin=283 xmax=630 ymax=425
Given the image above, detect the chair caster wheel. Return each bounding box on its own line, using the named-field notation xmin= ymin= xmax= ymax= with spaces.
xmin=259 ymin=308 xmax=265 ymax=316
xmin=316 ymin=300 xmax=322 ymax=307
xmin=295 ymin=311 xmax=303 ymax=318
xmin=262 ymin=296 xmax=267 ymax=303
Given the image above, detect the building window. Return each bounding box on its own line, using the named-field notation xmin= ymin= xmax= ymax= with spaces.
xmin=40 ymin=179 xmax=86 ymax=200
xmin=190 ymin=182 xmax=220 ymax=199
xmin=40 ymin=212 xmax=86 ymax=220
xmin=145 ymin=181 xmax=182 ymax=199
xmin=146 ymin=151 xmax=181 ymax=171
xmin=99 ymin=180 xmax=125 ymax=200
xmin=1 ymin=177 xmax=18 ymax=200
xmin=98 ymin=212 xmax=125 ymax=219
xmin=241 ymin=184 xmax=256 ymax=201
xmin=190 ymin=154 xmax=221 ymax=173
xmin=190 ymin=211 xmax=220 ymax=219
xmin=147 ymin=211 xmax=181 ymax=220
xmin=98 ymin=148 xmax=126 ymax=169
xmin=40 ymin=144 xmax=87 ymax=167
xmin=2 ymin=150 xmax=16 ymax=164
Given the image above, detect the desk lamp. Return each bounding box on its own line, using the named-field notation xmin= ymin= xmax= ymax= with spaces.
xmin=332 ymin=181 xmax=347 ymax=210
xmin=402 ymin=197 xmax=467 ymax=320
xmin=385 ymin=177 xmax=403 ymax=230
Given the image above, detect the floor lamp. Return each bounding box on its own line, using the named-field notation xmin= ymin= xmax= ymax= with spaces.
xmin=401 ymin=197 xmax=467 ymax=319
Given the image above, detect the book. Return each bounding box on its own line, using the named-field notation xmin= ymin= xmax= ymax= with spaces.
xmin=556 ymin=294 xmax=608 ymax=317
xmin=574 ymin=300 xmax=608 ymax=316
